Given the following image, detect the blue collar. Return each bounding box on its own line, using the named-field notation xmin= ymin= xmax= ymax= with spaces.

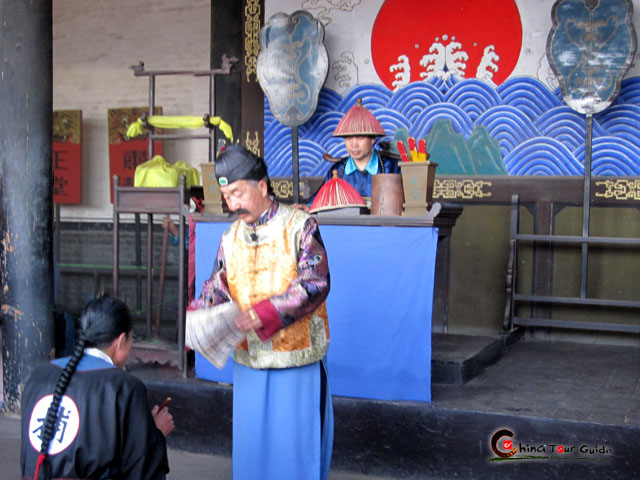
xmin=51 ymin=353 xmax=116 ymax=371
xmin=344 ymin=150 xmax=380 ymax=176
xmin=247 ymin=197 xmax=278 ymax=228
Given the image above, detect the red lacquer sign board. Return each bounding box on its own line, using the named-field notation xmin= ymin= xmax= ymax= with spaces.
xmin=53 ymin=110 xmax=82 ymax=204
xmin=107 ymin=107 xmax=163 ymax=202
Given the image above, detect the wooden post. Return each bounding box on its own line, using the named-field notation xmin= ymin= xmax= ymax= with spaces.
xmin=0 ymin=0 xmax=54 ymax=415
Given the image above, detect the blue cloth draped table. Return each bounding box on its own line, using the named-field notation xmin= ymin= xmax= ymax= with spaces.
xmin=193 ymin=220 xmax=438 ymax=402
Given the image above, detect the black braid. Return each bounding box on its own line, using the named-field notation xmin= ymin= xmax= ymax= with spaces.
xmin=36 ymin=332 xmax=87 ymax=480
xmin=31 ymin=295 xmax=132 ymax=480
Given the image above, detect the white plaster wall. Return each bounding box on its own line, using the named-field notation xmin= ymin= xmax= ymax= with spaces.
xmin=265 ymin=0 xmax=640 ymax=92
xmin=53 ymin=0 xmax=212 ymax=221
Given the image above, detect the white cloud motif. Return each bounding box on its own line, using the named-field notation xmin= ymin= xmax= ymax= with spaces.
xmin=536 ymin=52 xmax=559 ymax=91
xmin=301 ymin=0 xmax=362 ymax=26
xmin=476 ymin=45 xmax=500 ymax=84
xmin=420 ymin=42 xmax=446 ymax=80
xmin=420 ymin=36 xmax=469 ymax=81
xmin=445 ymin=39 xmax=468 ymax=79
xmin=390 ymin=54 xmax=411 ymax=92
xmin=332 ymin=51 xmax=359 ymax=92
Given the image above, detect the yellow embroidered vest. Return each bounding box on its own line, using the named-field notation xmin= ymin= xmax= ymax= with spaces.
xmin=223 ymin=203 xmax=330 ymax=369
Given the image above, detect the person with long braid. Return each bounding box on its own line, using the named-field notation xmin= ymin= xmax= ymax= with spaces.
xmin=20 ymin=295 xmax=174 ymax=480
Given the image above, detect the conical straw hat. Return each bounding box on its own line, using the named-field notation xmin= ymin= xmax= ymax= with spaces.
xmin=309 ymin=178 xmax=367 ymax=213
xmin=333 ymin=98 xmax=385 ymax=137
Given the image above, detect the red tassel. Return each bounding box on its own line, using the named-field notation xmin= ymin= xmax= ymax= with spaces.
xmin=34 ymin=453 xmax=46 ymax=480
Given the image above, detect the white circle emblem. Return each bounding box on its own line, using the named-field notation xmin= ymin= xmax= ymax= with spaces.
xmin=28 ymin=394 xmax=80 ymax=455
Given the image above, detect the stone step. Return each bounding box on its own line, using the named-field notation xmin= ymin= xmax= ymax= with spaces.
xmin=431 ymin=332 xmax=505 ymax=385
xmin=128 ymin=331 xmax=511 ymax=385
xmin=128 ymin=338 xmax=182 ymax=370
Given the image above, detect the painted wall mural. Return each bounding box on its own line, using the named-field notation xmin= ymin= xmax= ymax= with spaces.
xmin=371 ymin=0 xmax=523 ymax=90
xmin=263 ymin=0 xmax=640 ymax=177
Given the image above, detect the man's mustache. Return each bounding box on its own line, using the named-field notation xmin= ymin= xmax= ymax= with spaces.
xmin=233 ymin=208 xmax=251 ymax=216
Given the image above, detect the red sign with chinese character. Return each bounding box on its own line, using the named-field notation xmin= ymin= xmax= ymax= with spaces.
xmin=52 ymin=110 xmax=82 ymax=204
xmin=107 ymin=107 xmax=163 ymax=202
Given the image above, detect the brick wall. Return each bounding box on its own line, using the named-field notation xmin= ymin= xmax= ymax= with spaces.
xmin=56 ymin=221 xmax=185 ymax=332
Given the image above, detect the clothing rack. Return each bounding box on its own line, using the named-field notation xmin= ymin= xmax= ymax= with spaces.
xmin=112 ymin=57 xmax=236 ymax=374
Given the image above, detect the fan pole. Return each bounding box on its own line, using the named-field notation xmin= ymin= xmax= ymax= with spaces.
xmin=580 ymin=113 xmax=593 ymax=298
xmin=292 ymin=126 xmax=300 ymax=204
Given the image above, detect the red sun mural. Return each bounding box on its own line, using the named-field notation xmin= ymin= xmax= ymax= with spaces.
xmin=371 ymin=0 xmax=523 ymax=90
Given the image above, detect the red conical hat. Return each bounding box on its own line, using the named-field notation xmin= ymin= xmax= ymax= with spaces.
xmin=309 ymin=178 xmax=367 ymax=213
xmin=333 ymin=98 xmax=385 ymax=137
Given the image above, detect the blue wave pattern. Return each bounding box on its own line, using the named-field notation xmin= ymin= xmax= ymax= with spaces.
xmin=264 ymin=76 xmax=640 ymax=176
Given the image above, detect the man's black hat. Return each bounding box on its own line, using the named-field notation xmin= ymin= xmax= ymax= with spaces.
xmin=215 ymin=145 xmax=268 ymax=186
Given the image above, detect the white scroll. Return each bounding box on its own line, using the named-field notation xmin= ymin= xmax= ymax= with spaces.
xmin=185 ymin=302 xmax=246 ymax=370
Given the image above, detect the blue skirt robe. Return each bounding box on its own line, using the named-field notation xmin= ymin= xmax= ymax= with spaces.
xmin=232 ymin=360 xmax=334 ymax=480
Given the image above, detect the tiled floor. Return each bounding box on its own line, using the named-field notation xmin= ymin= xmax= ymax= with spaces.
xmin=431 ymin=338 xmax=640 ymax=426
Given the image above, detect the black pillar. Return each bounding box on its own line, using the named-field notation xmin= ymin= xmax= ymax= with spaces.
xmin=0 ymin=0 xmax=54 ymax=414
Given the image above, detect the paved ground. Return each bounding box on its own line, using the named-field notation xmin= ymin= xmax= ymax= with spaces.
xmin=430 ymin=338 xmax=640 ymax=425
xmin=0 ymin=414 xmax=392 ymax=480
xmin=0 ymin=330 xmax=393 ymax=479
xmin=3 ymin=338 xmax=638 ymax=479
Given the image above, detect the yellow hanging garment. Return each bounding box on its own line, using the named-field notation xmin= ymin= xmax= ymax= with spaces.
xmin=126 ymin=115 xmax=233 ymax=142
xmin=173 ymin=160 xmax=201 ymax=187
xmin=206 ymin=116 xmax=234 ymax=143
xmin=134 ymin=155 xmax=201 ymax=188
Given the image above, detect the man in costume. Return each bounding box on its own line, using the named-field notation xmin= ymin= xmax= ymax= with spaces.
xmin=191 ymin=145 xmax=333 ymax=480
xmin=323 ymin=98 xmax=400 ymax=198
xmin=21 ymin=296 xmax=173 ymax=480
